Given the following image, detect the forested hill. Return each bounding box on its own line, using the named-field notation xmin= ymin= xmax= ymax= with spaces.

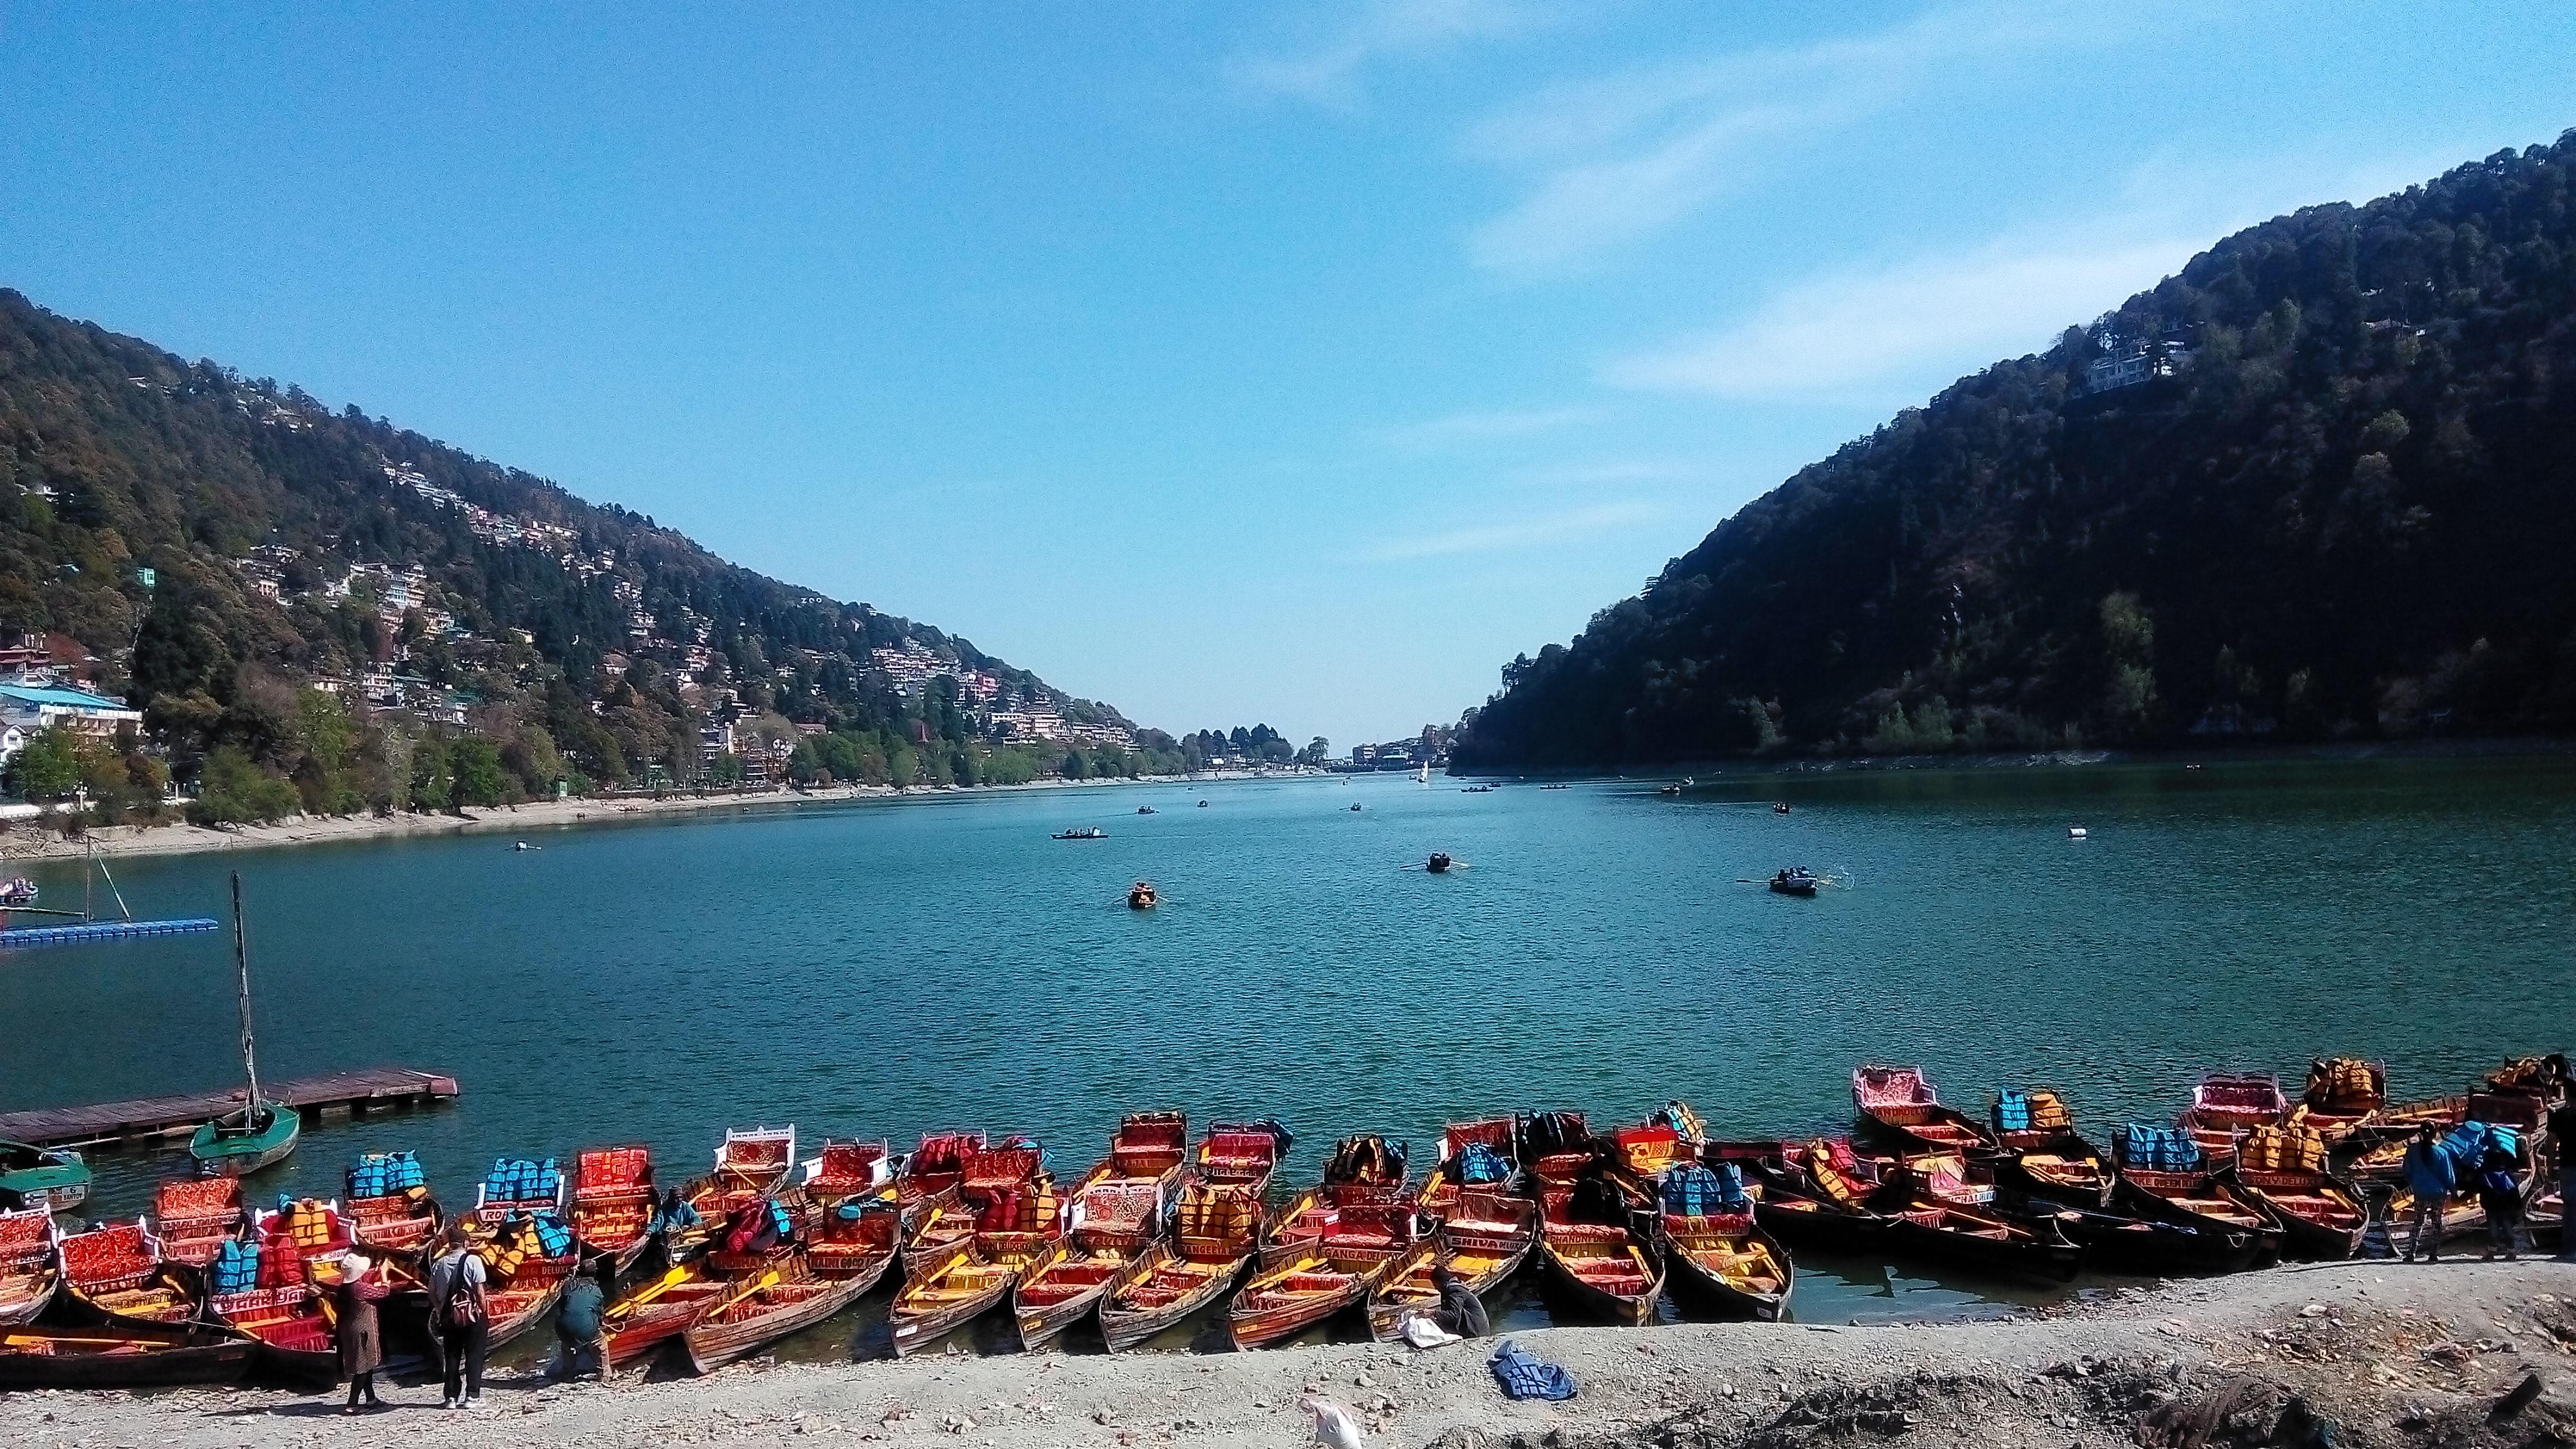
xmin=1452 ymin=132 xmax=2576 ymax=770
xmin=0 ymin=288 xmax=1165 ymax=809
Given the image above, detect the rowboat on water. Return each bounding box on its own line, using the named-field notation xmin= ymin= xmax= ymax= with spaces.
xmin=0 ymin=1141 xmax=90 ymax=1213
xmin=2223 ymin=1123 xmax=2365 ymax=1259
xmin=473 ymin=1156 xmax=567 ymax=1227
xmin=149 ymin=1177 xmax=242 ymax=1267
xmin=190 ymin=877 xmax=298 ymax=1180
xmin=683 ymin=1249 xmax=878 ymax=1375
xmin=1098 ymin=1178 xmax=1262 ymax=1352
xmin=2042 ymin=1203 xmax=2270 ymax=1276
xmin=1269 ymin=1135 xmax=1412 ymax=1254
xmin=1611 ymin=1119 xmax=1690 ymax=1183
xmin=1767 ymin=868 xmax=1820 ymax=896
xmin=0 ymin=1318 xmax=258 ymax=1390
xmin=599 ymin=1257 xmax=738 ymax=1373
xmin=344 ymin=1153 xmax=443 ymax=1257
xmin=1193 ymin=1119 xmax=1293 ymax=1197
xmin=1012 ymin=1113 xmax=1188 ymax=1350
xmin=805 ymin=1194 xmax=899 ymax=1292
xmin=1990 ymin=1089 xmax=2113 ymax=1206
xmin=888 ymin=1239 xmax=1020 ymax=1358
xmin=1415 ymin=1117 xmax=1522 ymax=1222
xmin=894 ymin=1131 xmax=984 ymax=1245
xmin=1708 ymin=1139 xmax=1890 ymax=1252
xmin=1013 ymin=1238 xmax=1134 ymax=1350
xmin=2297 ymin=1058 xmax=2388 ymax=1143
xmin=2109 ymin=1125 xmax=2285 ymax=1268
xmin=1516 ymin=1110 xmax=1600 ymax=1189
xmin=906 ymin=1137 xmax=1051 ymax=1264
xmin=1852 ymin=1066 xmax=1999 ymax=1157
xmin=667 ymin=1128 xmax=798 ymax=1263
xmin=206 ymin=1285 xmax=338 ymax=1382
xmin=1230 ymin=1219 xmax=1415 ymax=1350
xmin=1128 ymin=880 xmax=1158 ymax=909
xmin=1654 ymin=1164 xmax=1794 ymax=1322
xmin=467 ymin=1210 xmax=584 ymax=1349
xmin=569 ymin=1145 xmax=659 ymax=1271
xmin=1536 ymin=1182 xmax=1663 ymax=1325
xmin=0 ymin=1208 xmax=60 ymax=1326
xmin=1881 ymin=1196 xmax=2080 ymax=1282
xmin=2177 ymin=1072 xmax=2287 ymax=1161
xmin=1366 ymin=1187 xmax=1537 ymax=1342
xmin=59 ymin=1219 xmax=198 ymax=1325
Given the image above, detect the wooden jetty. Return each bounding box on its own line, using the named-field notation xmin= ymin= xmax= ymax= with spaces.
xmin=0 ymin=1068 xmax=460 ymax=1150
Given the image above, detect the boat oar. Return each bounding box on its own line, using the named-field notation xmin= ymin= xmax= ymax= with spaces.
xmin=705 ymin=1269 xmax=780 ymax=1319
xmin=610 ymin=1265 xmax=694 ymax=1316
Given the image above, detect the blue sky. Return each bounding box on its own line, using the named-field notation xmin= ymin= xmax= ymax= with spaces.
xmin=6 ymin=3 xmax=2573 ymax=747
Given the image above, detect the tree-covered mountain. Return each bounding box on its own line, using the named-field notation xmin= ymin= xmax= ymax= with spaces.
xmin=1453 ymin=131 xmax=2576 ymax=770
xmin=0 ymin=288 xmax=1187 ymax=816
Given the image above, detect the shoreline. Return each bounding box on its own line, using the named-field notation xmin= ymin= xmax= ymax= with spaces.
xmin=1453 ymin=733 xmax=2576 ymax=782
xmin=0 ymin=769 xmax=1309 ymax=863
xmin=0 ymin=1259 xmax=2564 ymax=1447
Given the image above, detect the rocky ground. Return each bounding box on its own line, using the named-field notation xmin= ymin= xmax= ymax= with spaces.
xmin=3 ymin=1259 xmax=2569 ymax=1449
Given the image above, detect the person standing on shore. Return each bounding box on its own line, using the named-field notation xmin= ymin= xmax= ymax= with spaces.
xmin=2479 ymin=1142 xmax=2526 ymax=1261
xmin=332 ymin=1252 xmax=391 ymax=1413
xmin=425 ymin=1227 xmax=490 ymax=1409
xmin=2399 ymin=1124 xmax=2453 ymax=1262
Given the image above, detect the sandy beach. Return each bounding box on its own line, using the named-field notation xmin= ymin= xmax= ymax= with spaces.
xmin=3 ymin=1259 xmax=2567 ymax=1448
xmin=0 ymin=771 xmax=1289 ymax=862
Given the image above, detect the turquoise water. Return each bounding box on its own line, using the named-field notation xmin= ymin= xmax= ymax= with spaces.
xmin=5 ymin=757 xmax=2572 ymax=1346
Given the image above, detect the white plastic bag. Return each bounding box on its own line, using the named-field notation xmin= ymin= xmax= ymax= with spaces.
xmin=1399 ymin=1310 xmax=1462 ymax=1349
xmin=1301 ymin=1394 xmax=1370 ymax=1449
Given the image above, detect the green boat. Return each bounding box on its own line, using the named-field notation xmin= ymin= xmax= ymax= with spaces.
xmin=0 ymin=1140 xmax=89 ymax=1211
xmin=187 ymin=1104 xmax=299 ymax=1178
xmin=188 ymin=873 xmax=299 ymax=1179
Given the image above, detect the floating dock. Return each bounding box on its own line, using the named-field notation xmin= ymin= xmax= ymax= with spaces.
xmin=0 ymin=917 xmax=222 ymax=949
xmin=0 ymin=1067 xmax=461 ymax=1150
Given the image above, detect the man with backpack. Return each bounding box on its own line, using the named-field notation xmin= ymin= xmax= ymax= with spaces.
xmin=2399 ymin=1124 xmax=2455 ymax=1262
xmin=2478 ymin=1141 xmax=2526 ymax=1261
xmin=425 ymin=1227 xmax=491 ymax=1409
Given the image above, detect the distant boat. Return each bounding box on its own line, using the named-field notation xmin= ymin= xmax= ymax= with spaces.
xmin=1461 ymin=785 xmax=1493 ymax=793
xmin=0 ymin=1142 xmax=89 ymax=1212
xmin=1127 ymin=881 xmax=1158 ymax=910
xmin=189 ymin=873 xmax=299 ymax=1178
xmin=1773 ymin=802 xmax=1791 ymax=815
xmin=1659 ymin=776 xmax=1694 ymax=797
xmin=1426 ymin=853 xmax=1451 ymax=874
xmin=1416 ymin=764 xmax=1430 ymax=786
xmin=1196 ymin=800 xmax=1209 ymax=808
xmin=2067 ymin=826 xmax=2088 ymax=840
xmin=1136 ymin=806 xmax=1157 ymax=815
xmin=1767 ymin=868 xmax=1821 ymax=898
xmin=1347 ymin=804 xmax=1362 ymax=812
xmin=1542 ymin=783 xmax=1569 ymax=790
xmin=1052 ymin=827 xmax=1107 ymax=840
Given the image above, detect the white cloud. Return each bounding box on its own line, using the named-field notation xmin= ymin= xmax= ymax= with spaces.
xmin=1376 ymin=404 xmax=1607 ymax=449
xmin=1232 ymin=0 xmax=1547 ymax=107
xmin=1465 ymin=3 xmax=2167 ymax=275
xmin=1600 ymin=236 xmax=2198 ymax=399
xmin=1366 ymin=500 xmax=1665 ymax=560
xmin=1599 ymin=145 xmax=2475 ymax=402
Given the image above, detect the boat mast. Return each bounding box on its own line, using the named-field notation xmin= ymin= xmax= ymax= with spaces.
xmin=229 ymin=871 xmax=263 ymax=1110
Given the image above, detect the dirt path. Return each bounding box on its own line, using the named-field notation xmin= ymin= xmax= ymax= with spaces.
xmin=4 ymin=1260 xmax=2569 ymax=1449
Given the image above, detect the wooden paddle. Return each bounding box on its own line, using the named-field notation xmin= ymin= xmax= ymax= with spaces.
xmin=611 ymin=1265 xmax=694 ymax=1315
xmin=705 ymin=1268 xmax=780 ymax=1319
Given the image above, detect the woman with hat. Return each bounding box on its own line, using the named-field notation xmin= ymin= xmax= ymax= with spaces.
xmin=332 ymin=1250 xmax=393 ymax=1412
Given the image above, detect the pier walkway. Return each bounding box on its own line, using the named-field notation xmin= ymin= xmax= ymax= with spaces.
xmin=0 ymin=1067 xmax=461 ymax=1149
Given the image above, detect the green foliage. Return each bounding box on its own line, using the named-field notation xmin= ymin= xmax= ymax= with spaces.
xmin=1456 ymin=132 xmax=2576 ymax=766
xmin=10 ymin=726 xmax=83 ymax=801
xmin=449 ymin=737 xmax=510 ymax=806
xmin=191 ymin=745 xmax=301 ymax=825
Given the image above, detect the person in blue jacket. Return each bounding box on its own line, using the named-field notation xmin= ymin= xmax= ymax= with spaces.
xmin=2399 ymin=1124 xmax=2455 ymax=1262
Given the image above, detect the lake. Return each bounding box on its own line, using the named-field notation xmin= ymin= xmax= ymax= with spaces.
xmin=6 ymin=755 xmax=2572 ymax=1347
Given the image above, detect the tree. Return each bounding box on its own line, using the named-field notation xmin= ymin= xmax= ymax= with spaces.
xmin=1299 ymin=736 xmax=1330 ymax=766
xmin=449 ymin=737 xmax=510 ymax=806
xmin=191 ymin=745 xmax=301 ymax=825
xmin=11 ymin=726 xmax=83 ymax=801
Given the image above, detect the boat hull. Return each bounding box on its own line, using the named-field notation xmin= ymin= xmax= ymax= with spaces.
xmin=0 ymin=1323 xmax=257 ymax=1389
xmin=1656 ymin=1218 xmax=1793 ymax=1323
xmin=1536 ymin=1235 xmax=1661 ymax=1325
xmin=1012 ymin=1242 xmax=1128 ymax=1351
xmin=1883 ymin=1203 xmax=2080 ymax=1283
xmin=684 ymin=1269 xmax=874 ymax=1375
xmin=189 ymin=1106 xmax=300 ymax=1178
xmin=1098 ymin=1244 xmax=1248 ymax=1352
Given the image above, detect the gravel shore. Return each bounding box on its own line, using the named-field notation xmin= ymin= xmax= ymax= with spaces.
xmin=4 ymin=1259 xmax=2567 ymax=1449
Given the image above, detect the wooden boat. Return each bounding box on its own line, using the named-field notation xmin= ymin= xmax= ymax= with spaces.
xmin=1229 ymin=1233 xmax=1403 ymax=1349
xmin=1098 ymin=1178 xmax=1261 ymax=1352
xmin=682 ymin=1250 xmax=875 ymax=1375
xmin=1658 ymin=1210 xmax=1793 ymax=1321
xmin=0 ymin=1208 xmax=60 ymax=1325
xmin=1767 ymin=868 xmax=1820 ymax=896
xmin=805 ymin=1195 xmax=898 ymax=1292
xmin=1415 ymin=1118 xmax=1522 ymax=1220
xmin=1853 ymin=1066 xmax=1999 ymax=1156
xmin=345 ymin=1154 xmax=443 ymax=1257
xmin=601 ymin=1258 xmax=733 ymax=1373
xmin=1517 ymin=1110 xmax=1600 ymax=1190
xmin=0 ymin=1319 xmax=257 ymax=1389
xmin=907 ymin=1138 xmax=1052 ymax=1264
xmin=2110 ymin=1130 xmax=2286 ymax=1269
xmin=1536 ymin=1184 xmax=1662 ymax=1325
xmin=1193 ymin=1120 xmax=1291 ymax=1197
xmin=2177 ymin=1072 xmax=2286 ymax=1161
xmin=570 ymin=1145 xmax=659 ymax=1271
xmin=207 ymin=1285 xmax=337 ymax=1383
xmin=894 ymin=1130 xmax=983 ymax=1244
xmin=150 ymin=1177 xmax=242 ymax=1267
xmin=1426 ymin=853 xmax=1452 ymax=873
xmin=0 ymin=1140 xmax=89 ymax=1213
xmin=1713 ymin=1140 xmax=1889 ymax=1252
xmin=1882 ymin=1197 xmax=2080 ymax=1282
xmin=1052 ymin=826 xmax=1106 ymax=840
xmin=1128 ymin=880 xmax=1158 ymax=909
xmin=888 ymin=1239 xmax=1019 ymax=1358
xmin=2043 ymin=1204 xmax=2269 ymax=1275
xmin=467 ymin=1211 xmax=583 ymax=1349
xmin=1366 ymin=1188 xmax=1537 ymax=1341
xmin=668 ymin=1127 xmax=798 ymax=1262
xmin=1013 ymin=1238 xmax=1132 ymax=1349
xmin=1611 ymin=1120 xmax=1690 ymax=1183
xmin=2297 ymin=1058 xmax=2388 ymax=1143
xmin=473 ymin=1155 xmax=567 ymax=1227
xmin=1268 ymin=1135 xmax=1412 ymax=1255
xmin=59 ymin=1219 xmax=196 ymax=1324
xmin=1990 ymin=1090 xmax=2113 ymax=1206
xmin=2224 ymin=1120 xmax=2363 ymax=1259
xmin=190 ymin=877 xmax=297 ymax=1178
xmin=1065 ymin=1112 xmax=1188 ymax=1252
